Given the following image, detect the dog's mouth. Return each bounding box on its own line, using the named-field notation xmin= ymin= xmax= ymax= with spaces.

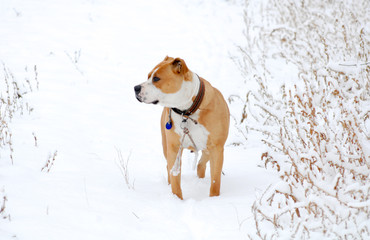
xmin=135 ymin=95 xmax=143 ymax=102
xmin=135 ymin=95 xmax=158 ymax=105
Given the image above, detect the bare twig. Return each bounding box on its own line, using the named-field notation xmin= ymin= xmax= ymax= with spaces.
xmin=115 ymin=147 xmax=135 ymax=190
xmin=65 ymin=50 xmax=84 ymax=75
xmin=41 ymin=151 xmax=58 ymax=173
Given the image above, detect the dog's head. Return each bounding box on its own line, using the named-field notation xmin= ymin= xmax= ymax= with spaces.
xmin=134 ymin=56 xmax=195 ymax=108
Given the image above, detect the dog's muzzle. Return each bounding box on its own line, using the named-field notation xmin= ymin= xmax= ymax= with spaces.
xmin=134 ymin=85 xmax=142 ymax=102
xmin=134 ymin=84 xmax=159 ymax=104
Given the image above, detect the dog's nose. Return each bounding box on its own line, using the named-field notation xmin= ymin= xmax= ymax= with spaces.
xmin=134 ymin=85 xmax=141 ymax=94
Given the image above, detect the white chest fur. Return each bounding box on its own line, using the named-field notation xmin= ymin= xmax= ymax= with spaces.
xmin=171 ymin=110 xmax=209 ymax=151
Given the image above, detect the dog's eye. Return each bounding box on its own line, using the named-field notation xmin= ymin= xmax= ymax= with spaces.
xmin=153 ymin=76 xmax=160 ymax=82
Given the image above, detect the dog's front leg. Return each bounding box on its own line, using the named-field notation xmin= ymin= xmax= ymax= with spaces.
xmin=209 ymin=146 xmax=224 ymax=197
xmin=166 ymin=144 xmax=183 ymax=200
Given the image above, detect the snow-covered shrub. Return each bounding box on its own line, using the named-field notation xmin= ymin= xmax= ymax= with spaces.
xmin=0 ymin=64 xmax=37 ymax=163
xmin=232 ymin=0 xmax=370 ymax=239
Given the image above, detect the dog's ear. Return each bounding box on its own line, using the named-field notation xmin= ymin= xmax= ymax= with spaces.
xmin=163 ymin=55 xmax=170 ymax=61
xmin=172 ymin=58 xmax=188 ymax=74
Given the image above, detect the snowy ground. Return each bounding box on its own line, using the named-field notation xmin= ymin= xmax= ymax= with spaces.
xmin=0 ymin=0 xmax=277 ymax=239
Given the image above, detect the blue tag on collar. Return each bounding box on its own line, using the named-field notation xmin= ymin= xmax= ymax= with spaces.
xmin=165 ymin=121 xmax=172 ymax=130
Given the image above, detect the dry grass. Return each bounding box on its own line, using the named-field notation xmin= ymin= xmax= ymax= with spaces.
xmin=115 ymin=147 xmax=135 ymax=190
xmin=41 ymin=150 xmax=58 ymax=173
xmin=1 ymin=63 xmax=37 ymax=164
xmin=0 ymin=188 xmax=10 ymax=221
xmin=232 ymin=0 xmax=369 ymax=239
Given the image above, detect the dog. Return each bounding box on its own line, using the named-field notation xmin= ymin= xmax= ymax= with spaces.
xmin=134 ymin=56 xmax=230 ymax=199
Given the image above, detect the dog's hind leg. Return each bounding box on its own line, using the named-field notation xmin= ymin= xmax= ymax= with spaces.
xmin=197 ymin=150 xmax=210 ymax=178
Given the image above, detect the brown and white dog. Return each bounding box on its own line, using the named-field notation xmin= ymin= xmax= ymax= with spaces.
xmin=134 ymin=56 xmax=229 ymax=199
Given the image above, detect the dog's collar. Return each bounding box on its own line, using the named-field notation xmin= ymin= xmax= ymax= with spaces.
xmin=171 ymin=75 xmax=205 ymax=116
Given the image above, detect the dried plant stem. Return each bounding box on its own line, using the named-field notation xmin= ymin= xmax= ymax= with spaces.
xmin=115 ymin=147 xmax=135 ymax=190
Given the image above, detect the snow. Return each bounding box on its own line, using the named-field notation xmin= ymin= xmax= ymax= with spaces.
xmin=0 ymin=0 xmax=276 ymax=239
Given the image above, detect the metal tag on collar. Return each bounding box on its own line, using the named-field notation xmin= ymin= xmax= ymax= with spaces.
xmin=180 ymin=115 xmax=188 ymax=129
